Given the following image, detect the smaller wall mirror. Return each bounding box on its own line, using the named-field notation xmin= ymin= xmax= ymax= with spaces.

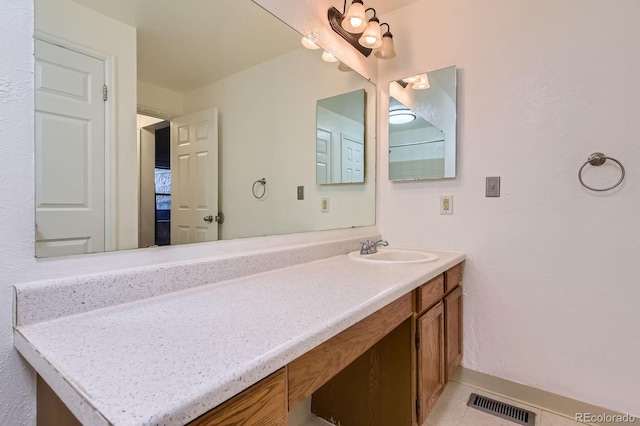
xmin=316 ymin=89 xmax=365 ymax=184
xmin=388 ymin=66 xmax=456 ymax=181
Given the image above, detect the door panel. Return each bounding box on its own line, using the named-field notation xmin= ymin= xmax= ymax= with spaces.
xmin=171 ymin=109 xmax=219 ymax=244
xmin=417 ymin=302 xmax=445 ymax=424
xmin=316 ymin=128 xmax=332 ymax=184
xmin=341 ymin=134 xmax=364 ymax=183
xmin=35 ymin=39 xmax=105 ymax=257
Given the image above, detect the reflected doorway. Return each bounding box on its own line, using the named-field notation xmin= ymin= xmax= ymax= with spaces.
xmin=138 ymin=115 xmax=171 ymax=247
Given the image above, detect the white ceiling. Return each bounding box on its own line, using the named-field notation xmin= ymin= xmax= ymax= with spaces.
xmin=71 ymin=0 xmax=419 ymax=93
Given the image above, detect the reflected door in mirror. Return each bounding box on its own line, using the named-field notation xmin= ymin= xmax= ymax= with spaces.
xmin=316 ymin=89 xmax=365 ymax=184
xmin=35 ymin=39 xmax=107 ymax=257
xmin=171 ymin=108 xmax=219 ymax=244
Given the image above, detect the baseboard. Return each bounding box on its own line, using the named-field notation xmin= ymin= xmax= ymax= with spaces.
xmin=451 ymin=367 xmax=635 ymax=425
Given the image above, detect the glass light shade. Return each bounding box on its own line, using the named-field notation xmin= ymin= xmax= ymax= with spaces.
xmin=402 ymin=75 xmax=420 ymax=84
xmin=389 ymin=109 xmax=416 ymax=124
xmin=341 ymin=0 xmax=367 ymax=33
xmin=374 ymin=33 xmax=396 ymax=59
xmin=412 ymin=73 xmax=430 ymax=90
xmin=301 ymin=36 xmax=320 ymax=50
xmin=358 ymin=18 xmax=382 ymax=49
xmin=338 ymin=62 xmax=353 ymax=72
xmin=321 ymin=50 xmax=339 ymax=63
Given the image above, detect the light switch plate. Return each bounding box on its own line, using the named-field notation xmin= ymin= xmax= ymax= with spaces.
xmin=486 ymin=177 xmax=500 ymax=197
xmin=297 ymin=186 xmax=304 ymax=200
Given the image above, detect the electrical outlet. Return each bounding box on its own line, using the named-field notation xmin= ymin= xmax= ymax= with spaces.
xmin=440 ymin=195 xmax=453 ymax=215
xmin=321 ymin=197 xmax=330 ymax=213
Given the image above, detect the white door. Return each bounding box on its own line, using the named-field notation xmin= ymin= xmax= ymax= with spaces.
xmin=171 ymin=108 xmax=219 ymax=244
xmin=35 ymin=39 xmax=106 ymax=257
xmin=316 ymin=128 xmax=332 ymax=184
xmin=341 ymin=134 xmax=364 ymax=183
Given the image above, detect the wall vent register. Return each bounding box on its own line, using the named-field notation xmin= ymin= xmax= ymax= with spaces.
xmin=467 ymin=393 xmax=536 ymax=425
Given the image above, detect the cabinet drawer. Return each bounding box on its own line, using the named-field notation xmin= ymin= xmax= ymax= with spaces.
xmin=445 ymin=262 xmax=463 ymax=293
xmin=417 ymin=274 xmax=444 ymax=313
xmin=187 ymin=368 xmax=287 ymax=426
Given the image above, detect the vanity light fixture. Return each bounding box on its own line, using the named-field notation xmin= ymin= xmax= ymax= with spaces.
xmin=374 ymin=23 xmax=396 ymax=59
xmin=358 ymin=10 xmax=382 ymax=49
xmin=401 ymin=73 xmax=431 ymax=90
xmin=412 ymin=73 xmax=431 ymax=90
xmin=328 ymin=1 xmax=396 ymax=59
xmin=389 ymin=108 xmax=417 ymax=124
xmin=338 ymin=62 xmax=353 ymax=72
xmin=321 ymin=50 xmax=339 ymax=63
xmin=301 ymin=36 xmax=320 ymax=50
xmin=402 ymin=75 xmax=420 ymax=84
xmin=341 ymin=0 xmax=367 ymax=33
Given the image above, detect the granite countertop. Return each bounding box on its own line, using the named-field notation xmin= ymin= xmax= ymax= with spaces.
xmin=14 ymin=249 xmax=465 ymax=426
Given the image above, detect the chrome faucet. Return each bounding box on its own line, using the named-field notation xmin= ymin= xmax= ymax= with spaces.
xmin=360 ymin=239 xmax=389 ymax=255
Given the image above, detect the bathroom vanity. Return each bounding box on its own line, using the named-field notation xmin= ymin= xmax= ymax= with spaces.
xmin=13 ymin=239 xmax=464 ymax=425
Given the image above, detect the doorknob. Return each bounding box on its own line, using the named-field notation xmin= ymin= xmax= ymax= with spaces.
xmin=214 ymin=212 xmax=224 ymax=224
xmin=203 ymin=215 xmax=214 ymax=223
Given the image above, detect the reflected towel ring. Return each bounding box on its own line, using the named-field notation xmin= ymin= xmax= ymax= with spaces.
xmin=252 ymin=178 xmax=267 ymax=199
xmin=578 ymin=152 xmax=625 ymax=192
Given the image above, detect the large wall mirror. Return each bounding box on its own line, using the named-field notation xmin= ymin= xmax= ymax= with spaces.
xmin=388 ymin=66 xmax=456 ymax=181
xmin=34 ymin=0 xmax=376 ymax=258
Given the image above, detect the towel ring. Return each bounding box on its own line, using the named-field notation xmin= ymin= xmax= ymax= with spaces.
xmin=252 ymin=178 xmax=267 ymax=199
xmin=578 ymin=152 xmax=625 ymax=192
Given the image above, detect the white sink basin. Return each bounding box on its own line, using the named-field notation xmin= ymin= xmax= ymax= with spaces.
xmin=348 ymin=248 xmax=439 ymax=264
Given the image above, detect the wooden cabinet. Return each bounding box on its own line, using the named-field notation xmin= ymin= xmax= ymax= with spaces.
xmin=309 ymin=262 xmax=464 ymax=426
xmin=187 ymin=368 xmax=287 ymax=426
xmin=445 ymin=285 xmax=463 ymax=381
xmin=416 ymin=302 xmax=445 ymax=425
xmin=415 ymin=262 xmax=464 ymax=423
xmin=288 ymin=293 xmax=413 ymax=409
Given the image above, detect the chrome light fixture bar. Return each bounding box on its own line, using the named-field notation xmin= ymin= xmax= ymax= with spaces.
xmin=328 ymin=1 xmax=396 ymax=59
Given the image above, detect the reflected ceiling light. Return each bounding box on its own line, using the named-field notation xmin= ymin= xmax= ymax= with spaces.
xmin=389 ymin=108 xmax=417 ymax=124
xmin=374 ymin=23 xmax=396 ymax=59
xmin=321 ymin=50 xmax=339 ymax=63
xmin=301 ymin=36 xmax=320 ymax=50
xmin=412 ymin=73 xmax=430 ymax=90
xmin=327 ymin=1 xmax=396 ymax=59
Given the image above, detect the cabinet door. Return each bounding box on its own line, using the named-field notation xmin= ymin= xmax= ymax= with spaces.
xmin=445 ymin=285 xmax=463 ymax=382
xmin=416 ymin=302 xmax=445 ymax=425
xmin=187 ymin=368 xmax=287 ymax=426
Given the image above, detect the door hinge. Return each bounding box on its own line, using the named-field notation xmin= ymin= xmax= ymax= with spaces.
xmin=416 ymin=397 xmax=421 ymax=417
xmin=103 ymin=84 xmax=108 ymax=101
xmin=415 ymin=332 xmax=420 ymax=349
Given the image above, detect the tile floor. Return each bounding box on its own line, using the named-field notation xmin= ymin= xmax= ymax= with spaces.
xmin=425 ymin=382 xmax=589 ymax=426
